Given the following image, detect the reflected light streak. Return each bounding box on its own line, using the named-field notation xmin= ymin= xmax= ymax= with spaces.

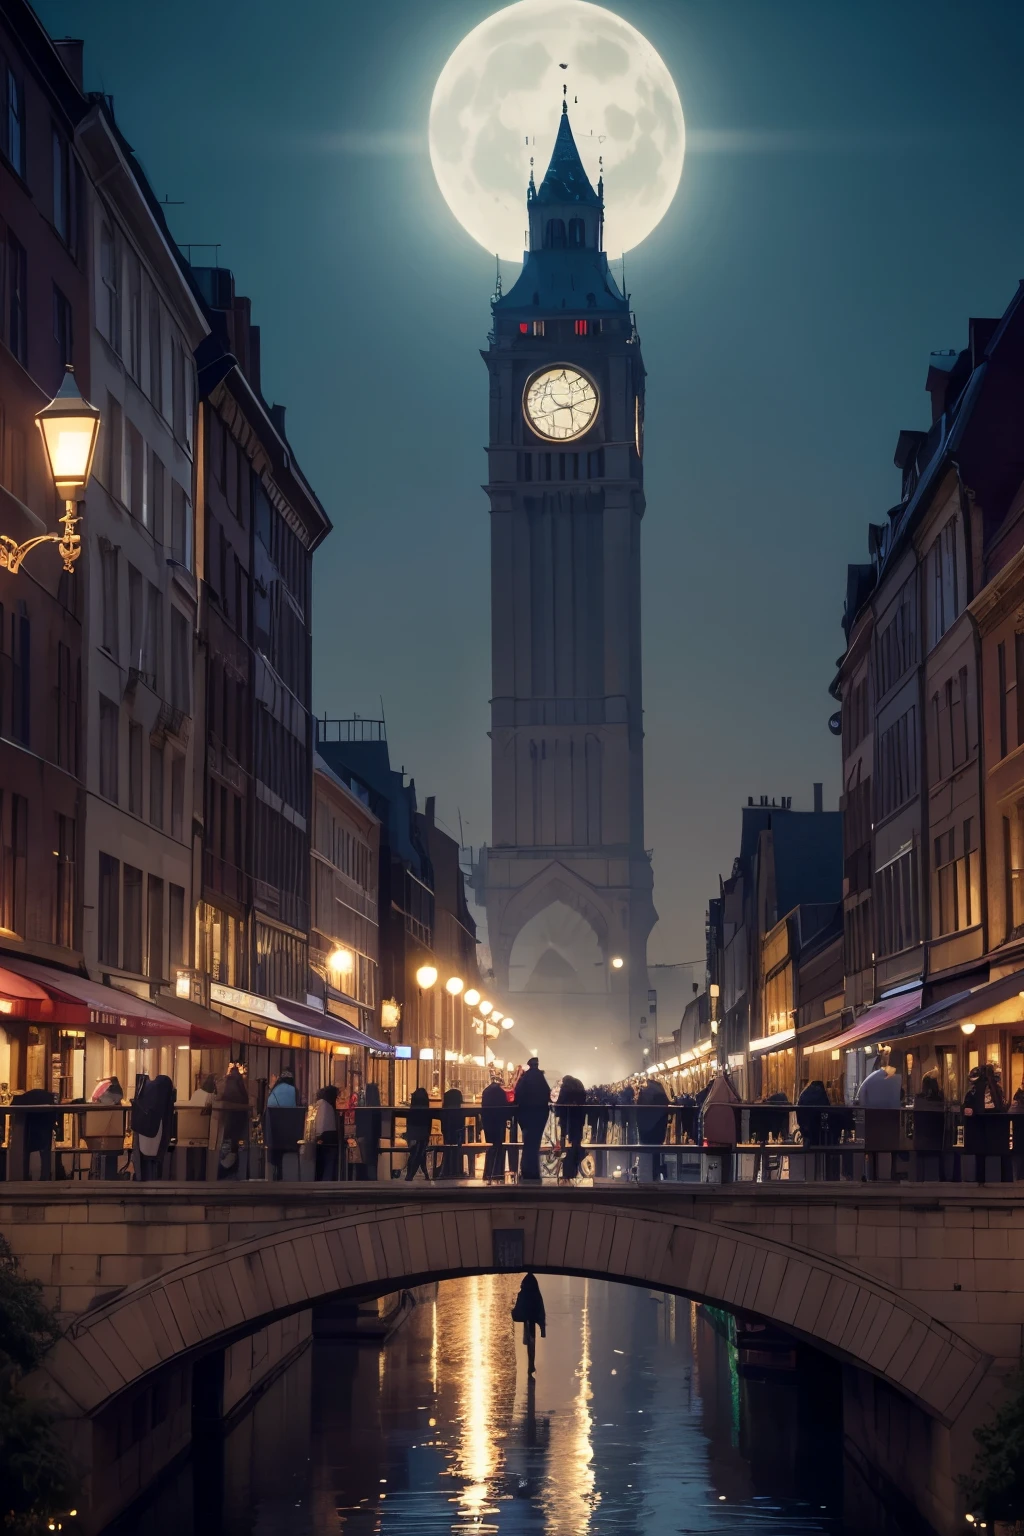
xmin=431 ymin=1297 xmax=438 ymax=1395
xmin=454 ymin=1274 xmax=497 ymax=1521
xmin=543 ymin=1278 xmax=596 ymax=1535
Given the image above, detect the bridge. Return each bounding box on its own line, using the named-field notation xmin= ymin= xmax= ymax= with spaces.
xmin=5 ymin=1180 xmax=1023 ymax=1535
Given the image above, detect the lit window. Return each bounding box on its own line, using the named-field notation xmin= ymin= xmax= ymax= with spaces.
xmin=574 ymin=320 xmax=589 ymax=336
xmin=532 ymin=320 xmax=545 ymax=337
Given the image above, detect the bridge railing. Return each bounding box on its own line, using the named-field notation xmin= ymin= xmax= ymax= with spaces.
xmin=1 ymin=1101 xmax=1022 ymax=1185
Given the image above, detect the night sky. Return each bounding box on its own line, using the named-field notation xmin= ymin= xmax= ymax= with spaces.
xmin=34 ymin=0 xmax=1024 ymax=965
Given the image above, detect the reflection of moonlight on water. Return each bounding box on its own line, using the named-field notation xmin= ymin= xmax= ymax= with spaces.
xmin=429 ymin=0 xmax=685 ymax=260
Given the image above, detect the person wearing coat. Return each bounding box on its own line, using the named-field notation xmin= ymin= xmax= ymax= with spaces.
xmin=699 ymin=1073 xmax=741 ymax=1183
xmin=214 ymin=1064 xmax=251 ymax=1179
xmin=481 ymin=1078 xmax=510 ymax=1183
xmin=514 ymin=1058 xmax=552 ymax=1181
xmin=856 ymin=1049 xmax=904 ymax=1181
xmin=637 ymin=1078 xmax=670 ymax=1180
xmin=313 ymin=1085 xmax=340 ymax=1181
xmin=403 ymin=1087 xmax=434 ymax=1182
xmin=439 ymin=1087 xmax=466 ymax=1179
xmin=511 ymin=1271 xmax=547 ymax=1376
xmin=266 ymin=1069 xmax=298 ymax=1108
xmin=962 ymin=1062 xmax=1007 ymax=1184
xmin=912 ymin=1071 xmax=946 ymax=1181
xmin=354 ymin=1082 xmax=383 ymax=1181
xmin=555 ymin=1075 xmax=587 ymax=1181
xmin=131 ymin=1074 xmax=176 ymax=1181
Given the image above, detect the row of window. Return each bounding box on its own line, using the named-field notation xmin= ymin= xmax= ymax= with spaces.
xmin=521 ymin=448 xmax=605 ymax=483
xmin=97 ymin=696 xmax=187 ymax=837
xmin=517 ymin=319 xmax=603 ymax=338
xmin=0 ymin=601 xmax=79 ymax=772
xmin=207 ymin=514 xmax=248 ymax=638
xmin=875 ymin=704 xmax=917 ymax=823
xmin=97 ymin=850 xmax=186 ymax=979
xmin=312 ymin=797 xmax=374 ymax=894
xmin=254 ymin=705 xmax=309 ymax=819
xmin=1 ymin=58 xmax=79 ymax=259
xmin=934 ymin=819 xmax=980 ymax=938
xmin=0 ymin=794 xmax=74 ymax=949
xmin=97 ymin=552 xmax=192 ymax=712
xmin=94 ymin=392 xmax=193 ymax=566
xmin=98 ymin=218 xmax=195 ymax=452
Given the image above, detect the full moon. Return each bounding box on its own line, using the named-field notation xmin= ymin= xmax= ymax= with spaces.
xmin=429 ymin=0 xmax=685 ymax=261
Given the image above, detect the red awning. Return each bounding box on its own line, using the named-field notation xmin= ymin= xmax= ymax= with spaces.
xmin=0 ymin=965 xmax=89 ymax=1024
xmin=0 ymin=959 xmax=192 ymax=1039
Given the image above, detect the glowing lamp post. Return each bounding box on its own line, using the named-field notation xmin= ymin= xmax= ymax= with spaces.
xmin=415 ymin=965 xmax=438 ymax=990
xmin=464 ymin=988 xmax=481 ymax=1008
xmin=445 ymin=976 xmax=464 ymax=996
xmin=2 ymin=367 xmax=101 ymax=576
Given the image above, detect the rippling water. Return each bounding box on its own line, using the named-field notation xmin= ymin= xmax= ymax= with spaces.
xmin=116 ymin=1275 xmax=912 ymax=1535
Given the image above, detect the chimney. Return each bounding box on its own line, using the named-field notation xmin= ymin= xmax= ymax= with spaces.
xmin=269 ymin=403 xmax=286 ymax=437
xmin=53 ymin=39 xmax=84 ymax=90
xmin=424 ymin=795 xmax=436 ymax=827
xmin=813 ymin=783 xmax=823 ymax=813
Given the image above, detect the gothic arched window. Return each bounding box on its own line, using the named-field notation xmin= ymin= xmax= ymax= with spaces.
xmin=568 ymin=218 xmax=585 ymax=248
xmin=544 ymin=219 xmax=566 ymax=249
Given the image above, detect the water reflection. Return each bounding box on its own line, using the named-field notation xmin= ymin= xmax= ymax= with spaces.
xmin=108 ymin=1274 xmax=914 ymax=1536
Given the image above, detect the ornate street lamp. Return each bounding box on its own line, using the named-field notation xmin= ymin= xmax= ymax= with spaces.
xmin=1 ymin=367 xmax=101 ymax=576
xmin=445 ymin=975 xmax=464 ymax=996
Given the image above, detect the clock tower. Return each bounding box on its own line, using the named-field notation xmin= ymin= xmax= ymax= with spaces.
xmin=476 ymin=103 xmax=656 ymax=1074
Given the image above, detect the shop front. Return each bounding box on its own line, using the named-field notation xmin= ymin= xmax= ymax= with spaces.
xmin=0 ymin=957 xmax=225 ymax=1105
xmin=748 ymin=1027 xmax=797 ymax=1100
xmin=878 ymin=970 xmax=1024 ymax=1104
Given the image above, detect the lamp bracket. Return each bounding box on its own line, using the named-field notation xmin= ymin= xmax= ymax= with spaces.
xmin=0 ymin=501 xmax=81 ymax=575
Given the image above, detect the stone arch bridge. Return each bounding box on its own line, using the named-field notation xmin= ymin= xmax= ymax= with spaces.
xmin=5 ymin=1182 xmax=1022 ymax=1534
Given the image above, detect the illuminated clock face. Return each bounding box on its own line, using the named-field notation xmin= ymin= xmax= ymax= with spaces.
xmin=523 ymin=367 xmax=599 ymax=442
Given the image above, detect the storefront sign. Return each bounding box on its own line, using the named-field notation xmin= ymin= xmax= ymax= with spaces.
xmin=211 ymin=983 xmax=275 ymax=1017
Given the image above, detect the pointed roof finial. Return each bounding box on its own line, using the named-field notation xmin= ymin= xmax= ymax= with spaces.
xmin=535 ymin=102 xmax=599 ymax=207
xmin=562 ymin=82 xmax=568 ymax=114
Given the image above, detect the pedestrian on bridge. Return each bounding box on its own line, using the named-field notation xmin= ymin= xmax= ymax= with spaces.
xmin=515 ymin=1058 xmax=551 ymax=1182
xmin=638 ymin=1077 xmax=670 ymax=1180
xmin=403 ymin=1087 xmax=434 ymax=1181
xmin=439 ymin=1087 xmax=466 ymax=1179
xmin=511 ymin=1271 xmax=547 ymax=1376
xmin=555 ymin=1075 xmax=587 ymax=1181
xmin=482 ymin=1077 xmax=510 ymax=1183
xmin=313 ymin=1085 xmax=340 ymax=1181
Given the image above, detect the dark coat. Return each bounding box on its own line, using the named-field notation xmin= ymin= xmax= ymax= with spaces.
xmin=962 ymin=1073 xmax=1009 ymax=1155
xmin=441 ymin=1087 xmax=464 ymax=1145
xmin=512 ymin=1272 xmax=546 ymax=1334
xmin=403 ymin=1087 xmax=433 ymax=1142
xmin=556 ymin=1077 xmax=587 ymax=1142
xmin=481 ymin=1081 xmax=510 ymax=1143
xmin=514 ymin=1066 xmax=551 ymax=1108
xmin=796 ymin=1080 xmax=830 ymax=1146
xmin=637 ymin=1080 xmax=670 ymax=1145
xmin=356 ymin=1083 xmax=382 ymax=1157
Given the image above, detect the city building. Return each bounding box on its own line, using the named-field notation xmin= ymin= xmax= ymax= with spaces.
xmin=832 ymin=290 xmax=1024 ymax=1095
xmin=474 ymin=103 xmax=656 ymax=1076
xmin=310 ymin=753 xmax=381 ymax=1096
xmin=418 ymin=795 xmax=486 ymax=1098
xmin=0 ymin=7 xmax=90 ymax=1096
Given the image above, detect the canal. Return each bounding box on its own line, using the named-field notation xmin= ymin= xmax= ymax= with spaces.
xmin=110 ymin=1275 xmax=916 ymax=1535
